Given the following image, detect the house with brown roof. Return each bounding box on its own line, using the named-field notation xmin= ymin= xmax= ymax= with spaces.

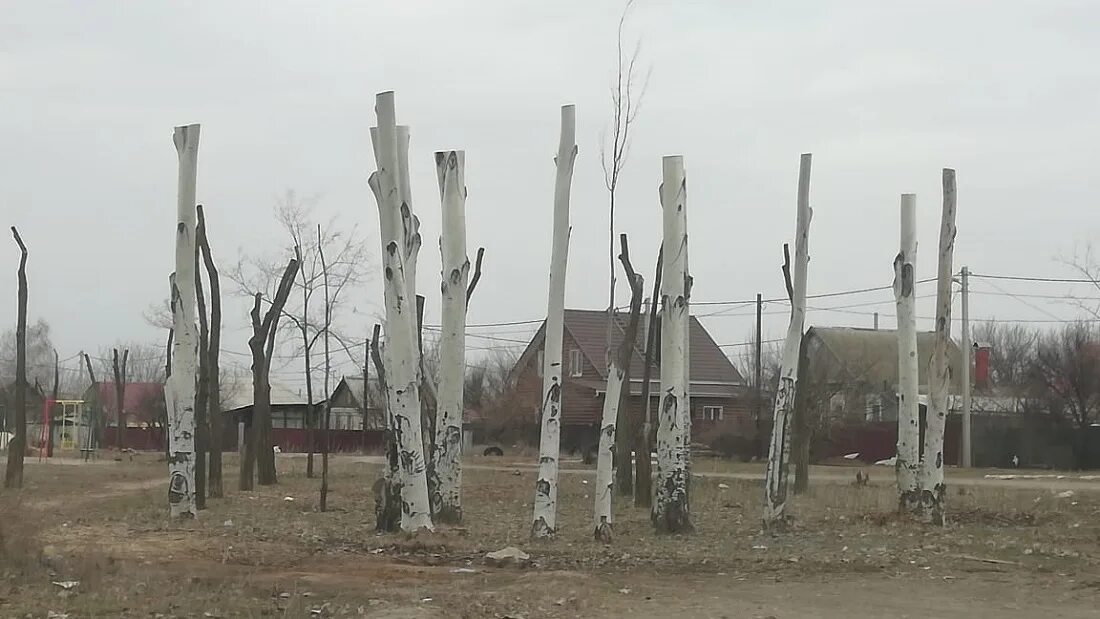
xmin=509 ymin=309 xmax=749 ymax=452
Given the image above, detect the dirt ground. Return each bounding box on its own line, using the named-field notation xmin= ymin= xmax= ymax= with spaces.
xmin=2 ymin=452 xmax=1099 ymax=618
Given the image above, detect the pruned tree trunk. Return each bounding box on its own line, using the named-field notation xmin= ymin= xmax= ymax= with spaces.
xmin=168 ymin=123 xmax=200 ymax=518
xmin=532 ymin=104 xmax=578 ymax=539
xmin=4 ymin=227 xmax=28 ymax=489
xmin=370 ymin=324 xmax=401 ymax=532
xmin=920 ymin=168 xmax=957 ymax=526
xmin=416 ymin=295 xmax=438 ymax=514
xmin=242 ymin=260 xmax=299 ymax=490
xmin=319 ymin=224 xmax=333 ymax=512
xmin=48 ymin=349 xmax=58 ymax=458
xmin=194 ymin=227 xmax=209 ymax=510
xmin=894 ymin=193 xmax=921 ymax=513
xmin=112 ymin=349 xmax=129 ymax=451
xmin=790 ymin=345 xmax=812 ymax=495
xmin=653 ymin=156 xmax=693 ymax=534
xmin=595 ymin=234 xmax=644 ymax=542
xmin=634 ymin=248 xmax=662 ymax=509
xmin=162 ymin=279 xmax=175 ymax=462
xmin=433 ymin=149 xmax=469 ymax=525
xmin=763 ymin=153 xmax=813 ymax=530
xmin=368 ymin=90 xmax=432 ymax=533
xmin=197 ymin=205 xmax=223 ymax=498
xmin=82 ymin=351 xmax=101 ymax=459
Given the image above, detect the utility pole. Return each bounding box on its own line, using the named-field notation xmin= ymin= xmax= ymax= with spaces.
xmin=960 ymin=266 xmax=972 ymax=467
xmin=873 ymin=312 xmax=879 ymax=330
xmin=362 ymin=339 xmax=370 ymax=454
xmin=755 ymin=293 xmax=763 ymax=458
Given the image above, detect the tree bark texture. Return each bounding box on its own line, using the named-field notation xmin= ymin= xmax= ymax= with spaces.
xmin=894 ymin=194 xmax=921 ymax=513
xmin=368 ymin=91 xmax=432 ymax=533
xmin=653 ymin=155 xmax=693 ymax=534
xmin=4 ymin=227 xmax=28 ymax=489
xmin=763 ymin=153 xmax=813 ymax=530
xmin=634 ymin=248 xmax=662 ymax=509
xmin=533 ymin=104 xmax=578 ymax=538
xmin=168 ymin=124 xmax=200 ymax=519
xmin=433 ymin=149 xmax=469 ymax=525
xmin=595 ymin=234 xmax=644 ymax=542
xmin=194 ymin=231 xmax=209 ymax=509
xmin=196 ymin=205 xmax=223 ymax=498
xmin=920 ymin=169 xmax=957 ymax=526
xmin=370 ymin=324 xmax=401 ymax=532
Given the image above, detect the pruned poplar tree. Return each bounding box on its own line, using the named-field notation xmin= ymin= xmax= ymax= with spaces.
xmin=112 ymin=348 xmax=129 ymax=450
xmin=196 ymin=205 xmax=224 ymax=498
xmin=167 ymin=124 xmax=200 ymax=519
xmin=921 ymin=168 xmax=957 ymax=525
xmin=195 ymin=232 xmax=210 ymax=509
xmin=634 ymin=247 xmax=662 ymax=509
xmin=81 ymin=351 xmax=100 ymax=458
xmin=244 ymin=259 xmax=298 ymax=489
xmin=595 ymin=234 xmax=644 ymax=542
xmin=4 ymin=226 xmax=28 ymax=489
xmin=370 ymin=323 xmax=401 ymax=531
xmin=433 ymin=149 xmax=469 ymax=524
xmin=368 ymin=90 xmax=432 ymax=533
xmin=653 ymin=155 xmax=692 ymax=533
xmin=532 ymin=104 xmax=578 ymax=539
xmin=894 ymin=193 xmax=920 ymax=513
xmin=763 ymin=153 xmax=813 ymax=530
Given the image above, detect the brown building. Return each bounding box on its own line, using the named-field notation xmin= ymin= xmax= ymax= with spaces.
xmin=509 ymin=309 xmax=749 ymax=452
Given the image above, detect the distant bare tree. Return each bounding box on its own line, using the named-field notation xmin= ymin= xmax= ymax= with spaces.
xmin=1 ymin=319 xmax=54 ymax=390
xmin=228 ymin=191 xmax=370 ymax=479
xmin=972 ymin=321 xmax=1038 ymax=388
xmin=1029 ymin=321 xmax=1100 ymax=469
xmin=197 ymin=205 xmax=225 ymax=498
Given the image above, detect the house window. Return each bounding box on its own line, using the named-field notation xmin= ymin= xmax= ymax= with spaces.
xmin=703 ymin=405 xmax=723 ymax=421
xmin=569 ymin=349 xmax=583 ymax=377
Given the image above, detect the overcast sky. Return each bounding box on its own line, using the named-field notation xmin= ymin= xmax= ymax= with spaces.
xmin=3 ymin=1 xmax=1100 ymax=387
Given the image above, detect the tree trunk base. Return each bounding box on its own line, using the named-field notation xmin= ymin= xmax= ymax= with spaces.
xmin=531 ymin=518 xmax=555 ymax=539
xmin=594 ymin=520 xmax=613 ymax=544
xmin=435 ymin=506 xmax=463 ymax=525
xmin=373 ymin=476 xmax=402 ymax=533
xmin=918 ymin=485 xmax=946 ymax=525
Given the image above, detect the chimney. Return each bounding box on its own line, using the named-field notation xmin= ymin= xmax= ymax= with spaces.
xmin=974 ymin=343 xmax=991 ymax=390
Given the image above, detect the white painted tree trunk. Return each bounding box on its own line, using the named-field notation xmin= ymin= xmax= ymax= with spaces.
xmin=169 ymin=124 xmax=200 ymax=519
xmin=594 ymin=360 xmax=625 ymax=540
xmin=532 ymin=104 xmax=577 ymax=538
xmin=368 ymin=91 xmax=432 ymax=533
xmin=920 ymin=168 xmax=957 ymax=525
xmin=763 ymin=153 xmax=813 ymax=529
xmin=893 ymin=193 xmax=921 ymax=513
xmin=396 ymin=125 xmax=421 ymax=297
xmin=653 ymin=155 xmax=692 ymax=533
xmin=434 ymin=149 xmax=468 ymax=524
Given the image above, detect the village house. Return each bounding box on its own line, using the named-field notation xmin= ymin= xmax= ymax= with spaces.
xmin=508 ymin=309 xmax=750 ymax=454
xmin=82 ymin=382 xmax=167 ymax=451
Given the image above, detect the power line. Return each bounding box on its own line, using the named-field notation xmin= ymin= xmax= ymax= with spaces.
xmin=970 ymin=273 xmax=1098 ymax=284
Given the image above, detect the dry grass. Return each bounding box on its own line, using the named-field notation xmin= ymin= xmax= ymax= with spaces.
xmin=0 ymin=453 xmax=1097 ymax=617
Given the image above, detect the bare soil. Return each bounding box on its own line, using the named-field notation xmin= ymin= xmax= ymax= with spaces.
xmin=2 ymin=452 xmax=1099 ymax=618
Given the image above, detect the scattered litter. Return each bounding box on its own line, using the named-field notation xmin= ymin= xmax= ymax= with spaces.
xmin=951 ymin=554 xmax=1021 ymax=567
xmin=752 ymin=545 xmax=768 ymax=551
xmin=618 ymin=588 xmax=631 ymax=594
xmin=279 ymin=592 xmax=291 ymax=599
xmin=51 ymin=581 xmax=79 ymax=591
xmin=370 ymin=548 xmax=385 ymax=554
xmin=46 ymin=612 xmax=69 ymax=619
xmin=485 ymin=546 xmax=531 ymax=567
xmin=1056 ymin=490 xmax=1075 ymax=499
xmin=874 ymin=456 xmax=896 ymax=466
xmin=717 ymin=483 xmax=730 ymax=490
xmin=222 ymin=519 xmax=233 ymax=527
xmin=581 ymin=480 xmax=589 ymax=485
xmin=450 ymin=568 xmax=479 ymax=574
xmin=420 ymin=598 xmax=433 ymax=603
xmin=843 ymin=452 xmax=860 ymax=460
xmin=511 ymin=470 xmax=522 ymax=476
xmin=283 ymin=496 xmax=295 ymax=502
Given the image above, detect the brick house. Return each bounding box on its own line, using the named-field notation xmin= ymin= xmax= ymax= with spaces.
xmin=508 ymin=309 xmax=749 ymax=452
